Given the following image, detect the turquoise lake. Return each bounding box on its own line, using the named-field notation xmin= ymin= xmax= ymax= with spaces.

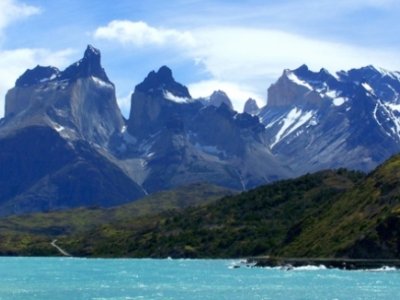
xmin=0 ymin=257 xmax=399 ymax=299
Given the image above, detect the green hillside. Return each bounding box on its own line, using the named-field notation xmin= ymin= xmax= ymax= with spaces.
xmin=58 ymin=169 xmax=363 ymax=257
xmin=280 ymin=155 xmax=400 ymax=258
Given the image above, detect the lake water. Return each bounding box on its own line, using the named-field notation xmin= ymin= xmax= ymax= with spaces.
xmin=0 ymin=257 xmax=398 ymax=299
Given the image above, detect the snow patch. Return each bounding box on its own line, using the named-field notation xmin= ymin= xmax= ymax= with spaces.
xmin=271 ymin=108 xmax=314 ymax=148
xmin=164 ymin=90 xmax=190 ymax=103
xmin=39 ymin=73 xmax=58 ymax=83
xmin=362 ymin=83 xmax=375 ymax=95
xmin=375 ymin=101 xmax=400 ymax=139
xmin=286 ymin=72 xmax=313 ymax=90
xmin=386 ymin=103 xmax=400 ymax=112
xmin=91 ymin=76 xmax=113 ymax=89
xmin=264 ymin=115 xmax=284 ymax=129
xmin=373 ymin=103 xmax=383 ymax=128
xmin=54 ymin=124 xmax=65 ymax=132
xmin=325 ymin=90 xmax=338 ymax=98
xmin=333 ymin=97 xmax=347 ymax=106
xmin=332 ymin=71 xmax=341 ymax=81
xmin=146 ymin=152 xmax=155 ymax=158
xmin=324 ymin=90 xmax=348 ymax=106
xmin=308 ymin=116 xmax=318 ymax=126
xmin=50 ymin=74 xmax=57 ymax=80
xmin=385 ymin=84 xmax=400 ymax=102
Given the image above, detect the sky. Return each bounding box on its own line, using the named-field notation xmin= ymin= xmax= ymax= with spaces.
xmin=0 ymin=0 xmax=400 ymax=117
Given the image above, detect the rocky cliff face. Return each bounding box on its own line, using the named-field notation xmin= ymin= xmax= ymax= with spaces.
xmin=0 ymin=46 xmax=144 ymax=215
xmin=3 ymin=45 xmax=124 ymax=147
xmin=126 ymin=65 xmax=193 ymax=139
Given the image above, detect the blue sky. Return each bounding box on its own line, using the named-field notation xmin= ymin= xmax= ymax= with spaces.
xmin=0 ymin=0 xmax=399 ymax=117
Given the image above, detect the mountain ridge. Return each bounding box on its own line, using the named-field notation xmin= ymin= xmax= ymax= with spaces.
xmin=2 ymin=45 xmax=400 ymax=215
xmin=259 ymin=63 xmax=400 ymax=175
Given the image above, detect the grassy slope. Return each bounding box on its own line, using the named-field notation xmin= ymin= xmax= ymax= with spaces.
xmin=280 ymin=155 xmax=400 ymax=258
xmin=59 ymin=169 xmax=362 ymax=258
xmin=0 ymin=183 xmax=233 ymax=255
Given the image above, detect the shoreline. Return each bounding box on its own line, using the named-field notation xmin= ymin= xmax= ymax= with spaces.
xmin=247 ymin=257 xmax=400 ymax=270
xmin=0 ymin=254 xmax=399 ymax=270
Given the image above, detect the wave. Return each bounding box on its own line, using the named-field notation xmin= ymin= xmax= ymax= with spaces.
xmin=228 ymin=259 xmax=256 ymax=269
xmin=276 ymin=265 xmax=327 ymax=271
xmin=262 ymin=264 xmax=398 ymax=272
xmin=364 ymin=266 xmax=398 ymax=272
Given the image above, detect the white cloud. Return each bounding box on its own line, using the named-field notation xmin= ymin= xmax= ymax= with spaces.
xmin=192 ymin=27 xmax=400 ymax=80
xmin=93 ymin=20 xmax=400 ymax=111
xmin=189 ymin=27 xmax=400 ymax=108
xmin=188 ymin=80 xmax=265 ymax=112
xmin=0 ymin=0 xmax=40 ymax=34
xmin=0 ymin=48 xmax=74 ymax=117
xmin=94 ymin=20 xmax=195 ymax=48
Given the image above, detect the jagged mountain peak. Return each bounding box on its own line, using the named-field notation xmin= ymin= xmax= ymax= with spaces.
xmin=243 ymin=98 xmax=260 ymax=115
xmin=342 ymin=65 xmax=400 ymax=84
xmin=15 ymin=65 xmax=60 ymax=87
xmin=84 ymin=44 xmax=101 ymax=57
xmin=206 ymin=90 xmax=234 ymax=110
xmin=211 ymin=90 xmax=228 ymax=97
xmin=319 ymin=67 xmax=330 ymax=74
xmin=13 ymin=45 xmax=109 ymax=88
xmin=267 ymin=65 xmax=347 ymax=109
xmin=127 ymin=65 xmax=194 ymax=138
xmin=144 ymin=66 xmax=174 ymax=84
xmin=335 ymin=65 xmax=400 ymax=103
xmin=346 ymin=65 xmax=382 ymax=80
xmin=157 ymin=65 xmax=173 ymax=81
xmin=268 ymin=66 xmax=326 ymax=107
xmin=288 ymin=65 xmax=337 ymax=84
xmin=60 ymin=44 xmax=110 ymax=83
xmin=293 ymin=64 xmax=309 ymax=74
xmin=135 ymin=65 xmax=191 ymax=99
xmin=260 ymin=63 xmax=400 ymax=177
xmin=4 ymin=44 xmax=123 ymax=146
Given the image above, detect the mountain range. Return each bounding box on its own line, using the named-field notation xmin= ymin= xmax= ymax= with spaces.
xmin=260 ymin=64 xmax=400 ymax=174
xmin=1 ymin=45 xmax=400 ymax=215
